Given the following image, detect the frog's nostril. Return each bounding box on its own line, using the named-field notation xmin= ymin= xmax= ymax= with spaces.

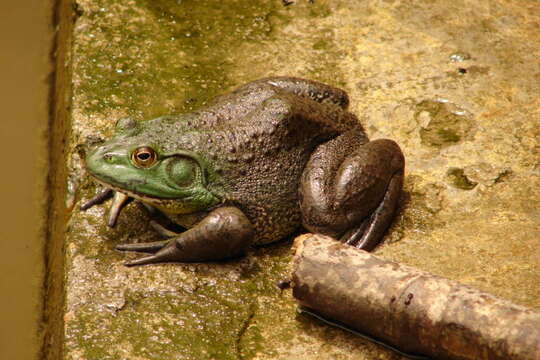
xmin=103 ymin=153 xmax=114 ymax=163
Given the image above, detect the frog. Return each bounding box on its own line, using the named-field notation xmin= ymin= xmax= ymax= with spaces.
xmin=81 ymin=77 xmax=404 ymax=267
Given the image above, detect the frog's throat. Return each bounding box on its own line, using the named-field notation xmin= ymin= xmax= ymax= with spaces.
xmin=90 ymin=176 xmax=222 ymax=217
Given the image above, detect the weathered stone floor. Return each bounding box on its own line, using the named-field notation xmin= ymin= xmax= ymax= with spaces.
xmin=64 ymin=0 xmax=539 ymax=359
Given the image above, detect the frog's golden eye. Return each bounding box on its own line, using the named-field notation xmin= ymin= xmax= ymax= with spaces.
xmin=131 ymin=147 xmax=157 ymax=168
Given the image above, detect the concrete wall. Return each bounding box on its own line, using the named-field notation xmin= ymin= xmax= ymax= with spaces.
xmin=0 ymin=1 xmax=54 ymax=359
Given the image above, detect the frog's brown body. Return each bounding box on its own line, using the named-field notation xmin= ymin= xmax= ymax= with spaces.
xmin=83 ymin=77 xmax=404 ymax=266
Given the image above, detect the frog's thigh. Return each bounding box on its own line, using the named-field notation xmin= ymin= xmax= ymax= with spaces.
xmin=299 ymin=135 xmax=404 ymax=251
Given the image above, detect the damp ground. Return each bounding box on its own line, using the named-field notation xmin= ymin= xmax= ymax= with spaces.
xmin=62 ymin=1 xmax=539 ymax=359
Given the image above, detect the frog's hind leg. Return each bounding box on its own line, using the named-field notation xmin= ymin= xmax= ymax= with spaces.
xmin=118 ymin=207 xmax=254 ymax=266
xmin=299 ymin=133 xmax=404 ymax=251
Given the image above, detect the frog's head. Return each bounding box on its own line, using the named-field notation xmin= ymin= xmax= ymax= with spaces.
xmin=85 ymin=117 xmax=220 ymax=214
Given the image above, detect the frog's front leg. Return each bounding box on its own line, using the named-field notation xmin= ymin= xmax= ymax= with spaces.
xmin=79 ymin=188 xmax=114 ymax=210
xmin=80 ymin=188 xmax=133 ymax=227
xmin=116 ymin=206 xmax=254 ymax=266
xmin=299 ymin=133 xmax=404 ymax=251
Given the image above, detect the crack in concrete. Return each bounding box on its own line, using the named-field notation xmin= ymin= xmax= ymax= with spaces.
xmin=235 ymin=302 xmax=257 ymax=360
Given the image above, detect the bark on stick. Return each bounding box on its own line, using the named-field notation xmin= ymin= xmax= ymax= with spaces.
xmin=290 ymin=234 xmax=540 ymax=360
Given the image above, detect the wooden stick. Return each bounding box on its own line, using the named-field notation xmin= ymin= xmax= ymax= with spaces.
xmin=290 ymin=234 xmax=540 ymax=360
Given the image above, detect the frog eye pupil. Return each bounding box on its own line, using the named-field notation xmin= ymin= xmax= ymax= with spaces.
xmin=137 ymin=152 xmax=150 ymax=161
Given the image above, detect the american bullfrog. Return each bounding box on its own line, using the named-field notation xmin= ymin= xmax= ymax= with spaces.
xmin=82 ymin=77 xmax=404 ymax=266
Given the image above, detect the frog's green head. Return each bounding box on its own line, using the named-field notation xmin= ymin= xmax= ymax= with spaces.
xmin=85 ymin=117 xmax=220 ymax=214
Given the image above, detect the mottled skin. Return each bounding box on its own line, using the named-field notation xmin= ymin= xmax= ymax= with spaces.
xmin=83 ymin=77 xmax=404 ymax=266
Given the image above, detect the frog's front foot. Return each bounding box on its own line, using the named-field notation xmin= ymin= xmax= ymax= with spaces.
xmin=300 ymin=134 xmax=404 ymax=251
xmin=116 ymin=207 xmax=255 ymax=266
xmin=80 ymin=188 xmax=114 ymax=210
xmin=80 ymin=188 xmax=133 ymax=227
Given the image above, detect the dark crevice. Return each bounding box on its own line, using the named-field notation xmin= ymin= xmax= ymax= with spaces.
xmin=40 ymin=0 xmax=75 ymax=359
xmin=235 ymin=302 xmax=257 ymax=360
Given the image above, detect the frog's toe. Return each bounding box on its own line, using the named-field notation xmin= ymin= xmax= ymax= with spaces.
xmin=342 ymin=170 xmax=403 ymax=251
xmin=107 ymin=192 xmax=132 ymax=227
xmin=149 ymin=220 xmax=180 ymax=238
xmin=123 ymin=242 xmax=183 ymax=266
xmin=124 ymin=255 xmax=161 ymax=267
xmin=80 ymin=188 xmax=114 ymax=210
xmin=116 ymin=239 xmax=170 ymax=253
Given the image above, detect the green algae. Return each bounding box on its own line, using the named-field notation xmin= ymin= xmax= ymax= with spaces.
xmin=312 ymin=39 xmax=330 ymax=51
xmin=306 ymin=32 xmax=347 ymax=87
xmin=75 ymin=0 xmax=287 ymax=118
xmin=121 ymin=291 xmax=249 ymax=360
xmin=66 ymin=243 xmax=295 ymax=360
xmin=74 ymin=0 xmax=344 ymax=122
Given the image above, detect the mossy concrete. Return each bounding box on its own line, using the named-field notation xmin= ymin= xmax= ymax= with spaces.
xmin=65 ymin=0 xmax=539 ymax=359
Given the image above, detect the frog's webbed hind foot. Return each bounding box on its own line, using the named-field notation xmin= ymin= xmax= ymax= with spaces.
xmin=115 ymin=221 xmax=180 ymax=254
xmin=300 ymin=134 xmax=404 ymax=251
xmin=116 ymin=239 xmax=171 ymax=254
xmin=340 ymin=170 xmax=403 ymax=250
xmin=149 ymin=220 xmax=180 ymax=238
xmin=118 ymin=207 xmax=254 ymax=267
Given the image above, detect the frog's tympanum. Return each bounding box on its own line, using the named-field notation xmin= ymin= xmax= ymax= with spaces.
xmin=82 ymin=77 xmax=404 ymax=266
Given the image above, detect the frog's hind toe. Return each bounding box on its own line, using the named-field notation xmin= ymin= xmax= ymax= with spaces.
xmin=116 ymin=239 xmax=170 ymax=254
